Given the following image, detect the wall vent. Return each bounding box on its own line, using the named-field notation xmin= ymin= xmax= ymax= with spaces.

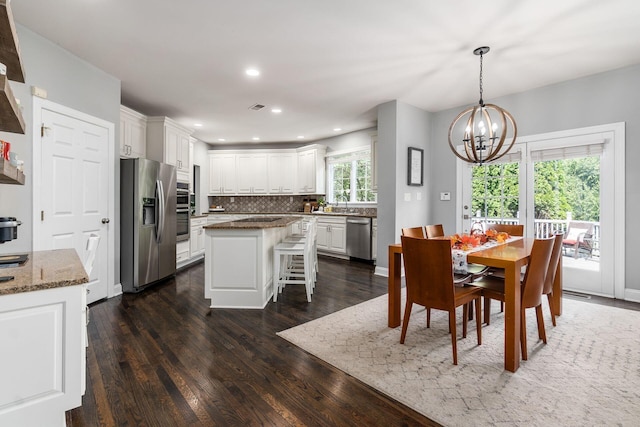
xmin=248 ymin=103 xmax=265 ymax=111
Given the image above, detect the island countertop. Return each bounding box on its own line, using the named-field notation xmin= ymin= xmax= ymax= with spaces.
xmin=204 ymin=216 xmax=302 ymax=230
xmin=0 ymin=249 xmax=88 ymax=296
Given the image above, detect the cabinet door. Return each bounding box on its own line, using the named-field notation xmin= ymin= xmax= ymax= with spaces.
xmin=328 ymin=223 xmax=347 ymax=253
xmin=209 ymin=154 xmax=237 ymax=194
xmin=177 ymin=134 xmax=190 ymax=171
xmin=316 ymin=221 xmax=330 ymax=251
xmin=297 ymin=150 xmax=315 ymax=193
xmin=128 ymin=118 xmax=146 ymax=158
xmin=268 ymin=152 xmax=296 ymax=193
xmin=190 ymin=228 xmax=199 ymax=255
xmin=237 ymin=153 xmax=268 ymax=194
xmin=119 ymin=115 xmax=128 ymax=157
xmin=164 ymin=127 xmax=179 ymax=167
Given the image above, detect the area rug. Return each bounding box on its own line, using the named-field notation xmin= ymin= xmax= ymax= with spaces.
xmin=277 ymin=293 xmax=640 ymax=426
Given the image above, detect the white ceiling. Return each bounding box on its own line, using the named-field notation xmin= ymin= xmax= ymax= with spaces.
xmin=10 ymin=0 xmax=640 ymax=145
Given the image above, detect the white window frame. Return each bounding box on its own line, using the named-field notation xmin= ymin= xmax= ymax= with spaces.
xmin=326 ymin=146 xmax=377 ymax=206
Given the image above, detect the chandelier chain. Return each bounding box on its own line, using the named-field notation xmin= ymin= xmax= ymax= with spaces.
xmin=479 ymin=52 xmax=484 ymax=106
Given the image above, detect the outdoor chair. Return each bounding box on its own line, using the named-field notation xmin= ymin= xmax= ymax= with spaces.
xmin=562 ymin=221 xmax=594 ymax=258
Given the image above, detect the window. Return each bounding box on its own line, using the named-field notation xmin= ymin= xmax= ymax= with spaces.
xmin=327 ymin=147 xmax=376 ymax=204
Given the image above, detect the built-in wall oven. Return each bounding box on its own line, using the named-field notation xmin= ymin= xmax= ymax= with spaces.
xmin=176 ymin=182 xmax=190 ymax=242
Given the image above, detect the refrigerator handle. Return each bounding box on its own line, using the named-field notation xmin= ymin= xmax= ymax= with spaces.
xmin=156 ymin=179 xmax=165 ymax=243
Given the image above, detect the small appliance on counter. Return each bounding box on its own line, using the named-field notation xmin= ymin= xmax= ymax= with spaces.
xmin=0 ymin=217 xmax=21 ymax=243
xmin=209 ymin=206 xmax=225 ymax=212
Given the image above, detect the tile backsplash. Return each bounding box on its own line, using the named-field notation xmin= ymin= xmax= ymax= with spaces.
xmin=208 ymin=195 xmax=376 ymax=216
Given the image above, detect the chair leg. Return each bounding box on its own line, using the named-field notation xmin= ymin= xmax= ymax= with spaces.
xmin=535 ymin=305 xmax=547 ymax=344
xmin=500 ymin=301 xmax=504 ymax=313
xmin=484 ymin=297 xmax=492 ymax=325
xmin=468 ymin=302 xmax=474 ymax=321
xmin=462 ymin=304 xmax=468 ymax=338
xmin=449 ymin=311 xmax=458 ymax=365
xmin=400 ymin=301 xmax=413 ymax=344
xmin=426 ymin=308 xmax=431 ymax=328
xmin=520 ymin=309 xmax=528 ymax=360
xmin=546 ymin=293 xmax=557 ymax=326
xmin=475 ymin=297 xmax=482 ymax=346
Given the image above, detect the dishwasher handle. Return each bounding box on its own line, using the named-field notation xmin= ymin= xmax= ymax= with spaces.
xmin=347 ymin=218 xmax=371 ymax=225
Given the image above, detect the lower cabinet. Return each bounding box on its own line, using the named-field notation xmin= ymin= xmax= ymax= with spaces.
xmin=176 ymin=240 xmax=190 ymax=265
xmin=316 ymin=216 xmax=347 ymax=255
xmin=190 ymin=217 xmax=207 ymax=258
xmin=0 ymin=285 xmax=85 ymax=426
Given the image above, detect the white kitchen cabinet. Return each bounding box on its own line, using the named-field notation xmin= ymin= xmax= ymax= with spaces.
xmin=146 ymin=116 xmax=193 ymax=183
xmin=0 ymin=285 xmax=85 ymax=426
xmin=176 ymin=240 xmax=190 ymax=265
xmin=316 ymin=216 xmax=347 ymax=254
xmin=236 ymin=152 xmax=268 ymax=194
xmin=190 ymin=217 xmax=207 ymax=258
xmin=268 ymin=152 xmax=296 ymax=194
xmin=209 ymin=153 xmax=237 ymax=195
xmin=296 ymin=145 xmax=326 ymax=194
xmin=119 ymin=106 xmax=147 ymax=158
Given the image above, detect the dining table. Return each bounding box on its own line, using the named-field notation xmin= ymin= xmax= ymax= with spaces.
xmin=387 ymin=237 xmax=563 ymax=372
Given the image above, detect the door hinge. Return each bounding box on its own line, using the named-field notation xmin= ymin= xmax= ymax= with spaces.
xmin=41 ymin=210 xmax=44 ymax=221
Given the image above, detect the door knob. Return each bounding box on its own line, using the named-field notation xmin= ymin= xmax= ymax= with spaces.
xmin=101 ymin=218 xmax=110 ymax=224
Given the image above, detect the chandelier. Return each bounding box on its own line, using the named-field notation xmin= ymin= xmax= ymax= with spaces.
xmin=447 ymin=47 xmax=517 ymax=164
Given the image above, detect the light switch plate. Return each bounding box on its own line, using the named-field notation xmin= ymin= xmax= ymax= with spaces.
xmin=440 ymin=192 xmax=451 ymax=201
xmin=416 ymin=192 xmax=422 ymax=201
xmin=404 ymin=193 xmax=411 ymax=202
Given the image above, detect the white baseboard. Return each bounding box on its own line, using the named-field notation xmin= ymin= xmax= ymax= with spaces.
xmin=624 ymin=288 xmax=640 ymax=303
xmin=375 ymin=266 xmax=388 ymax=277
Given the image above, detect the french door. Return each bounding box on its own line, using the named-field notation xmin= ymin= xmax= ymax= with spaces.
xmin=458 ymin=123 xmax=625 ymax=298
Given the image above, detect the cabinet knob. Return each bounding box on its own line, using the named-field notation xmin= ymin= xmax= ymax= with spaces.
xmin=101 ymin=218 xmax=110 ymax=224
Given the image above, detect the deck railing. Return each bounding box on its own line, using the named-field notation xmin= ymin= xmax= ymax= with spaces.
xmin=472 ymin=217 xmax=600 ymax=257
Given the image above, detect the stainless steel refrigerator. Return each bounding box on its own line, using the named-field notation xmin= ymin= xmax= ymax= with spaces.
xmin=121 ymin=158 xmax=177 ymax=292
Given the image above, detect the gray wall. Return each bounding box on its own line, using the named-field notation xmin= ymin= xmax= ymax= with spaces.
xmin=428 ymin=63 xmax=640 ymax=290
xmin=0 ymin=26 xmax=121 ymax=268
xmin=376 ymin=100 xmax=431 ymax=265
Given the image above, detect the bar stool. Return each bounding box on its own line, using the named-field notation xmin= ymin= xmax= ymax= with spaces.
xmin=273 ymin=230 xmax=314 ymax=302
xmin=283 ymin=218 xmax=318 ymax=283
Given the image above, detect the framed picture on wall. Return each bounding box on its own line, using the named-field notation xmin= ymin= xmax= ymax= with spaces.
xmin=407 ymin=147 xmax=423 ymax=186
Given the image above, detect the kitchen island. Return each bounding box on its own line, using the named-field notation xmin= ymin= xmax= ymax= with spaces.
xmin=203 ymin=216 xmax=301 ymax=308
xmin=0 ymin=249 xmax=88 ymax=427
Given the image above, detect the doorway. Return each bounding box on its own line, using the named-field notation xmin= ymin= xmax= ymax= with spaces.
xmin=458 ymin=123 xmax=625 ymax=298
xmin=32 ymin=99 xmax=115 ymax=304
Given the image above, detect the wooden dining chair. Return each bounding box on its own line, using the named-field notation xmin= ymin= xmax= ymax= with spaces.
xmin=424 ymin=224 xmax=445 ymax=238
xmin=401 ymin=226 xmax=426 ymax=238
xmin=469 ymin=237 xmax=555 ymax=360
xmin=542 ymin=233 xmax=564 ymax=327
xmin=486 ymin=223 xmax=524 ymax=236
xmin=400 ymin=236 xmax=482 ymax=365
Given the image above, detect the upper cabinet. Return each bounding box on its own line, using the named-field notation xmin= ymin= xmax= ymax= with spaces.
xmin=146 ymin=117 xmax=193 ymax=183
xmin=208 ymin=145 xmax=326 ymax=196
xmin=267 ymin=152 xmax=296 ymax=194
xmin=119 ymin=106 xmax=146 ymax=159
xmin=236 ymin=152 xmax=268 ymax=194
xmin=296 ymin=145 xmax=326 ymax=194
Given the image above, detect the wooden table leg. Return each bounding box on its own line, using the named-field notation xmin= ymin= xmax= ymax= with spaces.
xmin=552 ymin=254 xmax=563 ymax=316
xmin=504 ymin=261 xmax=522 ymax=372
xmin=388 ymin=247 xmax=402 ymax=328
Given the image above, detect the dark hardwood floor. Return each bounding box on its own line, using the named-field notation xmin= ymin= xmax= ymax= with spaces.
xmin=67 ymin=257 xmax=441 ymax=427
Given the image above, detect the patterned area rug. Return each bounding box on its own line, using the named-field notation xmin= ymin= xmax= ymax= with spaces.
xmin=277 ymin=293 xmax=640 ymax=426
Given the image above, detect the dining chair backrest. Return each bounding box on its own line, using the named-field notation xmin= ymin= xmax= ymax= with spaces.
xmin=487 ymin=223 xmax=524 ymax=236
xmin=400 ymin=236 xmax=454 ymax=311
xmin=425 ymin=224 xmax=445 ymax=238
xmin=401 ymin=226 xmax=426 ymax=238
xmin=521 ymin=237 xmax=555 ymax=309
xmin=543 ymin=233 xmax=564 ymax=296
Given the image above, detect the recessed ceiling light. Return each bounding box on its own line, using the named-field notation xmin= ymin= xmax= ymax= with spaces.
xmin=252 ymin=137 xmax=260 ymax=141
xmin=297 ymin=135 xmax=305 ymax=139
xmin=245 ymin=68 xmax=260 ymax=77
xmin=194 ymin=123 xmax=203 ymax=127
xmin=333 ymin=128 xmax=342 ymax=132
xmin=271 ymin=108 xmax=282 ymax=113
xmin=218 ymin=138 xmax=226 ymax=142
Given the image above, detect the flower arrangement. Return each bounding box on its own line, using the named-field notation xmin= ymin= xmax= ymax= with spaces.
xmin=450 ymin=230 xmax=510 ymax=251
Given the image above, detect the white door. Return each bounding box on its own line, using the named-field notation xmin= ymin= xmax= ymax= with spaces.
xmin=458 ymin=123 xmax=625 ymax=298
xmin=38 ymin=105 xmax=111 ymax=303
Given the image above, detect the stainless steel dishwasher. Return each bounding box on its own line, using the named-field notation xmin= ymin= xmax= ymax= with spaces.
xmin=346 ymin=217 xmax=372 ymax=260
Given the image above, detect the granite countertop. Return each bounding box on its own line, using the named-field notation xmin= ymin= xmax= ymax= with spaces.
xmin=205 ymin=211 xmax=376 ymax=218
xmin=0 ymin=249 xmax=88 ymax=296
xmin=204 ymin=216 xmax=302 ymax=230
